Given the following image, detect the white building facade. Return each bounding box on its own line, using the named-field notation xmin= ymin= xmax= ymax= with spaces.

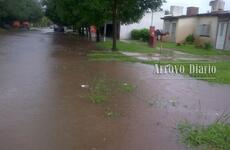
xmin=120 ymin=11 xmax=166 ymax=40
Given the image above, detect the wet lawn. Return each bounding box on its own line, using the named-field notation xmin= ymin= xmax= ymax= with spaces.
xmin=178 ymin=121 xmax=230 ymax=150
xmin=144 ymin=61 xmax=230 ymax=84
xmin=97 ymin=40 xmax=230 ymax=56
xmin=161 ymin=42 xmax=230 ymax=56
xmin=96 ymin=40 xmax=155 ymax=53
xmin=88 ymin=51 xmax=139 ymax=62
xmin=86 ymin=76 xmax=135 ymax=104
xmin=88 ymin=51 xmax=230 ymax=84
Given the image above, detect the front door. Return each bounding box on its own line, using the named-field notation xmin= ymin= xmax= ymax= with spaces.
xmin=216 ymin=22 xmax=228 ymax=50
xmin=171 ymin=23 xmax=176 ymax=42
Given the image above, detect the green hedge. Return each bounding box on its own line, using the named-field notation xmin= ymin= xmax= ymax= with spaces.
xmin=131 ymin=28 xmax=149 ymax=42
xmin=185 ymin=34 xmax=195 ymax=44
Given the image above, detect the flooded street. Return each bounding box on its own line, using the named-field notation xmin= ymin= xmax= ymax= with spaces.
xmin=0 ymin=31 xmax=230 ymax=150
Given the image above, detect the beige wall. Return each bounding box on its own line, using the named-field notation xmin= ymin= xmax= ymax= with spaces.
xmin=164 ymin=16 xmax=218 ymax=45
xmin=194 ymin=16 xmax=218 ymax=47
xmin=175 ymin=16 xmax=218 ymax=45
xmin=175 ymin=17 xmax=197 ymax=43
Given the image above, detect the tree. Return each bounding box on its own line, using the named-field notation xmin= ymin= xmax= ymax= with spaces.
xmin=45 ymin=0 xmax=109 ymax=40
xmin=0 ymin=0 xmax=7 ymax=25
xmin=33 ymin=16 xmax=52 ymax=27
xmin=44 ymin=0 xmax=164 ymax=49
xmin=77 ymin=0 xmax=109 ymax=41
xmin=45 ymin=0 xmax=79 ymax=26
xmin=110 ymin=0 xmax=165 ymax=51
xmin=0 ymin=0 xmax=43 ymax=25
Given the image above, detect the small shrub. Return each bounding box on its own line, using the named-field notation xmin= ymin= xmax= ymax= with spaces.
xmin=185 ymin=34 xmax=195 ymax=44
xmin=178 ymin=121 xmax=230 ymax=150
xmin=140 ymin=29 xmax=149 ymax=42
xmin=33 ymin=16 xmax=52 ymax=27
xmin=204 ymin=42 xmax=212 ymax=50
xmin=87 ymin=77 xmax=136 ymax=104
xmin=131 ymin=29 xmax=141 ymax=40
xmin=88 ymin=94 xmax=106 ymax=104
xmin=87 ymin=78 xmax=111 ymax=104
xmin=120 ymin=83 xmax=136 ymax=92
xmin=131 ymin=28 xmax=149 ymax=42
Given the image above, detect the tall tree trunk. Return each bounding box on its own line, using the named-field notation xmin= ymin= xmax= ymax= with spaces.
xmin=86 ymin=27 xmax=89 ymax=38
xmin=82 ymin=27 xmax=85 ymax=36
xmin=79 ymin=27 xmax=83 ymax=36
xmin=73 ymin=25 xmax=77 ymax=32
xmin=78 ymin=28 xmax=81 ymax=35
xmin=112 ymin=0 xmax=117 ymax=51
xmin=88 ymin=27 xmax=92 ymax=40
xmin=96 ymin=27 xmax=100 ymax=42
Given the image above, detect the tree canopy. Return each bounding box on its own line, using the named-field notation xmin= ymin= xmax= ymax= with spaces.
xmin=44 ymin=0 xmax=165 ymax=50
xmin=0 ymin=0 xmax=43 ymax=24
xmin=44 ymin=0 xmax=109 ymax=27
xmin=45 ymin=0 xmax=164 ymax=25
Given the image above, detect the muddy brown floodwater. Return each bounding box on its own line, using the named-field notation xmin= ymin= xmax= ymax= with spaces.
xmin=0 ymin=31 xmax=230 ymax=150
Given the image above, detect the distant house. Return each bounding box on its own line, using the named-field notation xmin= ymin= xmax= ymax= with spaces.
xmin=162 ymin=11 xmax=230 ymax=50
xmin=162 ymin=0 xmax=230 ymax=50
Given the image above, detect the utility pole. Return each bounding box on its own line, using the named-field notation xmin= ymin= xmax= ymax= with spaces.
xmin=151 ymin=10 xmax=154 ymax=27
xmin=104 ymin=23 xmax=107 ymax=42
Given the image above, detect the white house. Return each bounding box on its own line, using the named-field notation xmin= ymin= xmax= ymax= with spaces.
xmin=119 ymin=11 xmax=166 ymax=39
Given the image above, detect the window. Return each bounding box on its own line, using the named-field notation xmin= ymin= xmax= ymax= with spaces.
xmin=163 ymin=22 xmax=170 ymax=33
xmin=198 ymin=24 xmax=210 ymax=37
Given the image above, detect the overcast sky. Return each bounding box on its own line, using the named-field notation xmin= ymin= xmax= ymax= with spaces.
xmin=162 ymin=0 xmax=230 ymax=13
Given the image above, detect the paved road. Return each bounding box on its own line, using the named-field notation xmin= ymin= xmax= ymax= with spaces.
xmin=0 ymin=31 xmax=230 ymax=150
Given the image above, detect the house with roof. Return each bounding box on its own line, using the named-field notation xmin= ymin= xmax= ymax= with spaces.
xmin=162 ymin=0 xmax=230 ymax=50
